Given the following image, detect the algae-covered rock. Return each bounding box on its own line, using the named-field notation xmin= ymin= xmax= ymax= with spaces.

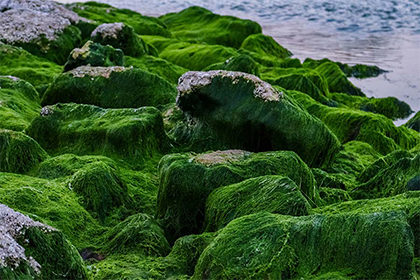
xmin=204 ymin=175 xmax=312 ymax=231
xmin=194 ymin=211 xmax=414 ymax=279
xmin=160 ymin=6 xmax=261 ymax=48
xmin=27 ymin=103 xmax=171 ymax=165
xmin=0 ymin=44 xmax=62 ymax=86
xmin=203 ymin=54 xmax=260 ymax=77
xmin=69 ymin=2 xmax=172 ymax=37
xmin=406 ymin=111 xmax=420 ymax=132
xmin=64 ymin=40 xmax=124 ymax=71
xmin=0 ymin=76 xmax=41 ymax=131
xmin=240 ymin=33 xmax=292 ymax=64
xmin=176 ymin=71 xmax=340 ymax=167
xmin=0 ymin=130 xmax=47 ymax=174
xmin=0 ymin=204 xmax=88 ymax=279
xmin=157 ymin=150 xmax=316 ymax=243
xmin=104 ymin=213 xmax=170 ymax=257
xmin=0 ymin=8 xmax=82 ymax=64
xmin=42 ymin=66 xmax=176 ymax=108
xmin=91 ymin=22 xmax=148 ymax=57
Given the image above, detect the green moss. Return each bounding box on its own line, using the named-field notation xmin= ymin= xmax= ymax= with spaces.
xmin=69 ymin=2 xmax=172 ymax=37
xmin=176 ymin=71 xmax=340 ymax=167
xmin=64 ymin=40 xmax=124 ymax=71
xmin=0 ymin=130 xmax=47 ymax=174
xmin=194 ymin=211 xmax=414 ymax=279
xmin=42 ymin=66 xmax=176 ymax=108
xmin=204 ymin=175 xmax=312 ymax=231
xmin=0 ymin=173 xmax=102 ymax=249
xmin=157 ymin=150 xmax=317 ymax=243
xmin=288 ymin=90 xmax=420 ymax=155
xmin=0 ymin=76 xmax=41 ymax=132
xmin=160 ymin=6 xmax=261 ymax=48
xmin=125 ymin=55 xmax=188 ymax=84
xmin=330 ymin=92 xmax=413 ymax=120
xmin=0 ymin=44 xmax=62 ymax=86
xmin=406 ymin=111 xmax=420 ymax=132
xmin=240 ymin=34 xmax=292 ymax=64
xmin=314 ymin=62 xmax=364 ymax=96
xmin=27 ymin=103 xmax=171 ymax=167
xmin=203 ymin=54 xmax=260 ymax=77
xmin=318 ymin=187 xmax=352 ymax=205
xmin=303 ymin=58 xmax=385 ymax=79
xmin=103 ymin=213 xmax=170 ymax=257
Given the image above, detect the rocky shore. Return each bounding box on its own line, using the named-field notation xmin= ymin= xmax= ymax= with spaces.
xmin=0 ymin=0 xmax=419 ymax=279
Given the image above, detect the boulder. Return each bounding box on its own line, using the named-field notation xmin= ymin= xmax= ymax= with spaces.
xmin=203 ymin=54 xmax=260 ymax=77
xmin=176 ymin=70 xmax=341 ymax=167
xmin=42 ymin=66 xmax=177 ymax=108
xmin=157 ymin=149 xmax=316 ymax=243
xmin=64 ymin=40 xmax=124 ymax=71
xmin=406 ymin=111 xmax=420 ymax=132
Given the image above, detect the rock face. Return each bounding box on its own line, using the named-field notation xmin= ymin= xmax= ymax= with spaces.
xmin=156 ymin=150 xmax=316 ymax=243
xmin=42 ymin=66 xmax=177 ymax=108
xmin=176 ymin=70 xmax=341 ymax=167
xmin=91 ymin=22 xmax=147 ymax=57
xmin=0 ymin=1 xmax=83 ymax=64
xmin=64 ymin=40 xmax=124 ymax=71
xmin=0 ymin=204 xmax=88 ymax=279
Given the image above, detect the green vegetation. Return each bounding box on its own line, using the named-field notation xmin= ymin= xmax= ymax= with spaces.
xmin=406 ymin=111 xmax=420 ymax=132
xmin=204 ymin=54 xmax=260 ymax=77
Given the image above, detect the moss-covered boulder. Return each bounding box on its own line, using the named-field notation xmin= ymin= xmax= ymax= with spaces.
xmin=203 ymin=54 xmax=260 ymax=77
xmin=0 ymin=44 xmax=62 ymax=86
xmin=64 ymin=40 xmax=124 ymax=71
xmin=194 ymin=211 xmax=414 ymax=279
xmin=240 ymin=33 xmax=292 ymax=65
xmin=0 ymin=76 xmax=41 ymax=131
xmin=42 ymin=66 xmax=176 ymax=108
xmin=406 ymin=111 xmax=420 ymax=132
xmin=27 ymin=103 xmax=171 ymax=165
xmin=157 ymin=149 xmax=316 ymax=243
xmin=104 ymin=213 xmax=170 ymax=257
xmin=0 ymin=8 xmax=82 ymax=64
xmin=69 ymin=2 xmax=172 ymax=37
xmin=204 ymin=175 xmax=312 ymax=231
xmin=160 ymin=6 xmax=261 ymax=48
xmin=91 ymin=23 xmax=148 ymax=57
xmin=176 ymin=71 xmax=340 ymax=167
xmin=0 ymin=204 xmax=88 ymax=279
xmin=0 ymin=130 xmax=47 ymax=174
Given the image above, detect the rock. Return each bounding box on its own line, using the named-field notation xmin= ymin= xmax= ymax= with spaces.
xmin=406 ymin=111 xmax=420 ymax=132
xmin=193 ymin=211 xmax=414 ymax=279
xmin=0 ymin=76 xmax=41 ymax=131
xmin=91 ymin=22 xmax=148 ymax=57
xmin=64 ymin=40 xmax=124 ymax=71
xmin=203 ymin=54 xmax=260 ymax=77
xmin=175 ymin=70 xmax=341 ymax=167
xmin=0 ymin=129 xmax=47 ymax=174
xmin=27 ymin=103 xmax=171 ymax=166
xmin=0 ymin=8 xmax=82 ymax=64
xmin=42 ymin=66 xmax=177 ymax=108
xmin=160 ymin=6 xmax=262 ymax=48
xmin=0 ymin=203 xmax=88 ymax=279
xmin=204 ymin=175 xmax=312 ymax=231
xmin=104 ymin=213 xmax=170 ymax=257
xmin=407 ymin=174 xmax=420 ymax=191
xmin=156 ymin=150 xmax=316 ymax=243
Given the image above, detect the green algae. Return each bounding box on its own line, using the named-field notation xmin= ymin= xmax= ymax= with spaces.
xmin=318 ymin=187 xmax=352 ymax=205
xmin=42 ymin=66 xmax=176 ymax=109
xmin=406 ymin=111 xmax=420 ymax=132
xmin=64 ymin=40 xmax=124 ymax=71
xmin=0 ymin=130 xmax=47 ymax=174
xmin=0 ymin=44 xmax=62 ymax=86
xmin=240 ymin=33 xmax=292 ymax=64
xmin=125 ymin=55 xmax=188 ymax=84
xmin=0 ymin=76 xmax=41 ymax=132
xmin=204 ymin=175 xmax=312 ymax=231
xmin=69 ymin=2 xmax=172 ymax=38
xmin=27 ymin=103 xmax=171 ymax=167
xmin=203 ymin=54 xmax=260 ymax=77
xmin=160 ymin=6 xmax=261 ymax=48
xmin=194 ymin=211 xmax=415 ymax=279
xmin=157 ymin=150 xmax=317 ymax=243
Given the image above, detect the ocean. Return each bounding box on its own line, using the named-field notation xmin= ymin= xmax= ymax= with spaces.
xmin=57 ymin=0 xmax=420 ymax=123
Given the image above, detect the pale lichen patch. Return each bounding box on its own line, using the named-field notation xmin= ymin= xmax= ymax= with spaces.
xmin=91 ymin=23 xmax=125 ymax=40
xmin=68 ymin=66 xmax=128 ymax=79
xmin=194 ymin=150 xmax=251 ymax=166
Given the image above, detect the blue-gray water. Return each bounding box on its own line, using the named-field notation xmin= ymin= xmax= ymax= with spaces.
xmin=58 ymin=0 xmax=420 ymax=123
